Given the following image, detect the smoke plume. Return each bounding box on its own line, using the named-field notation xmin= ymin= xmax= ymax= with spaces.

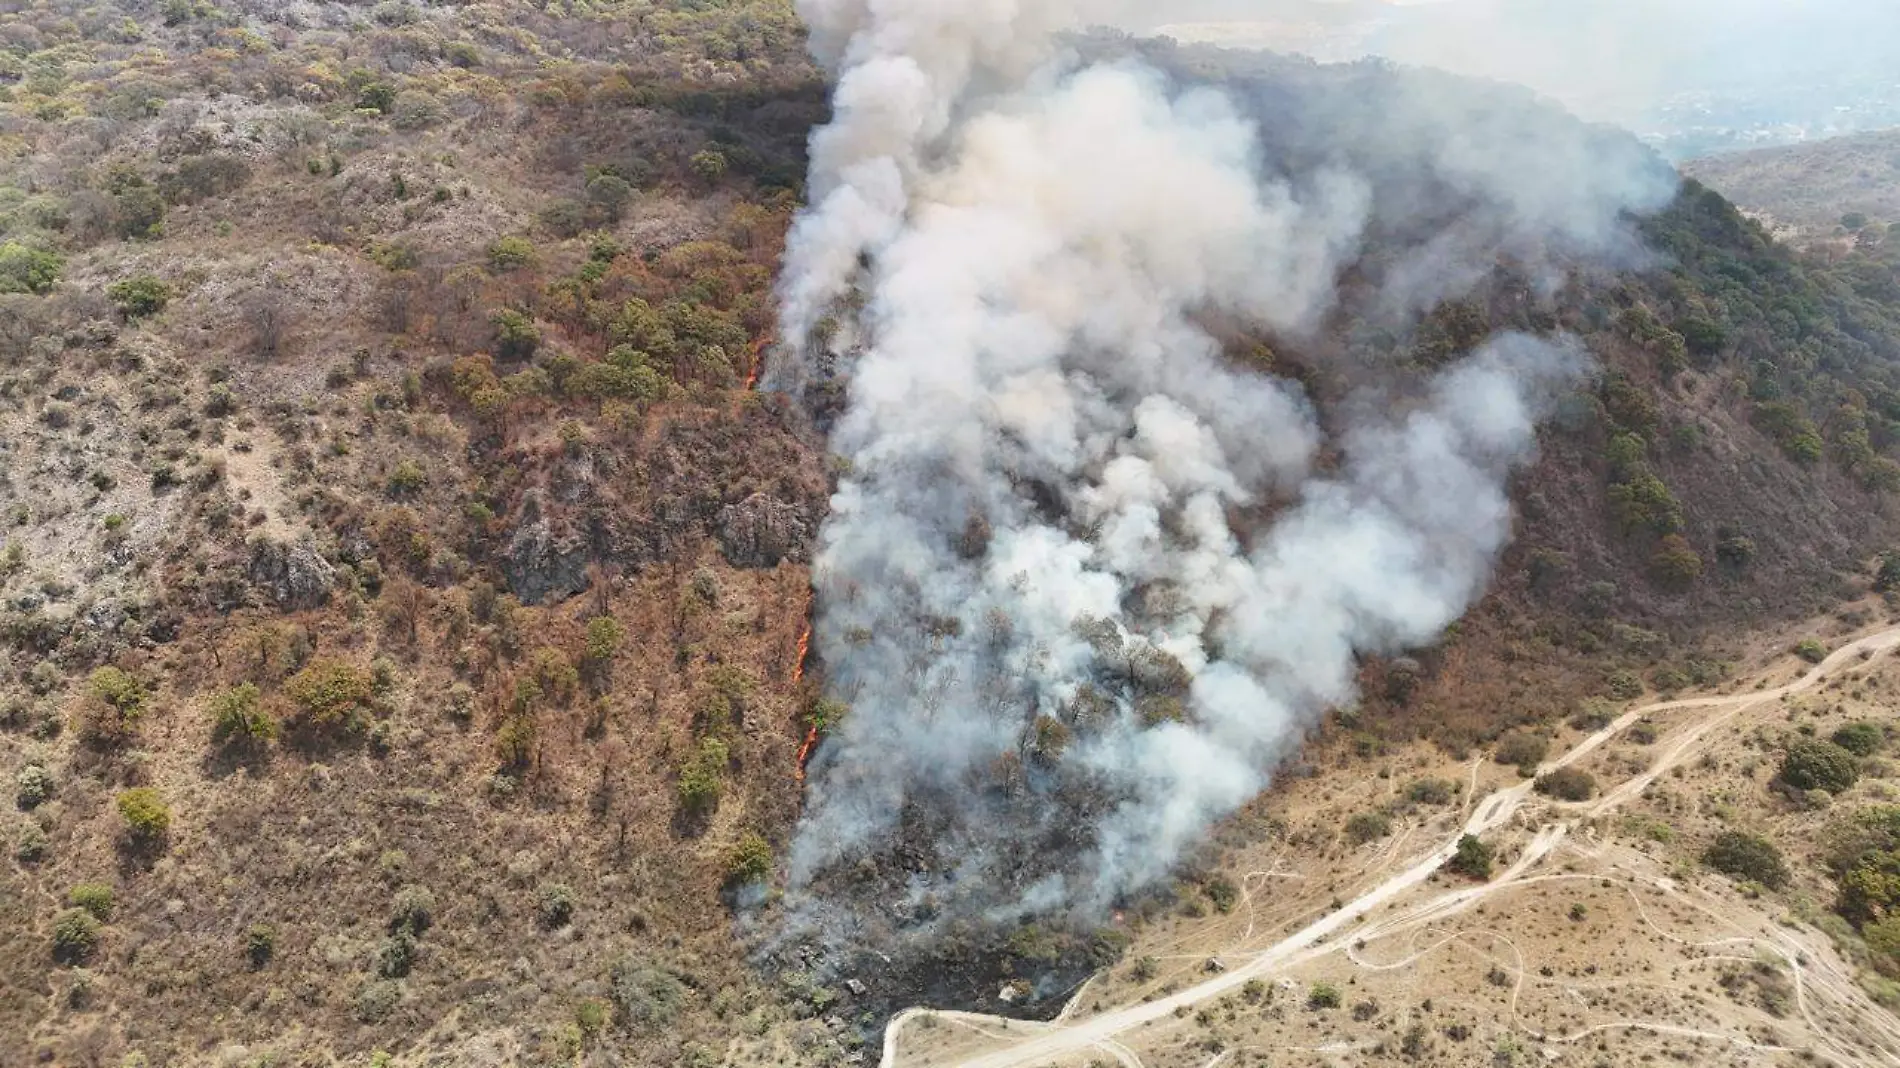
xmin=775 ymin=3 xmax=1676 ymax=927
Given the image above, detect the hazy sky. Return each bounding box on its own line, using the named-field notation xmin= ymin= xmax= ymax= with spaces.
xmin=1120 ymin=0 xmax=1900 ymax=124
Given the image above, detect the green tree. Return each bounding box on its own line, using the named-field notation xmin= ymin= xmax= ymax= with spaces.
xmin=116 ymin=787 xmax=172 ymax=845
xmin=585 ymin=173 xmax=634 ymax=221
xmin=689 ymin=149 xmax=728 ymax=186
xmin=208 ymin=683 xmax=277 ymax=748
xmin=677 ymin=737 xmax=729 ymax=816
xmin=487 ymin=236 xmax=537 ymax=273
xmin=1650 ymin=534 xmax=1705 ymax=589
xmin=1779 ymin=738 xmax=1859 ymax=794
xmin=1607 ymin=470 xmax=1684 ymax=536
xmin=491 ymin=309 xmax=540 ymax=361
xmin=51 ymin=908 xmax=101 ymax=964
xmin=283 ymin=658 xmax=373 ymax=733
xmin=0 ymin=242 xmax=63 ymax=294
xmin=1447 ymin=835 xmax=1494 ymax=880
xmin=726 ymin=831 xmax=773 ymax=886
xmin=67 ymin=883 xmax=114 ymax=920
xmin=584 ymin=616 xmax=624 ymax=665
xmin=108 ymin=274 xmax=172 ymax=319
xmin=79 ymin=667 xmax=147 ymax=748
xmin=356 ymin=82 xmax=398 ymax=113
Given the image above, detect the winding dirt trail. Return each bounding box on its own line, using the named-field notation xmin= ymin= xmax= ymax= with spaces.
xmin=880 ymin=625 xmax=1900 ymax=1068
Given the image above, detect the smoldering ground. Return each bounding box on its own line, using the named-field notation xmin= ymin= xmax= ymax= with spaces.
xmin=760 ymin=3 xmax=1678 ymax=978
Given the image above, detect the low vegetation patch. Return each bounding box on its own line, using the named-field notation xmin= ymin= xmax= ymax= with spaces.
xmin=1703 ymin=831 xmax=1789 ymax=889
xmin=1492 ymin=730 xmax=1549 ymax=773
xmin=1346 ymin=811 xmax=1393 ymax=845
xmin=1534 ymin=767 xmax=1597 ymax=802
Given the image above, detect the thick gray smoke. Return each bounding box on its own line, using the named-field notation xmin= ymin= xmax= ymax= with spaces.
xmin=775 ymin=2 xmax=1676 ymax=924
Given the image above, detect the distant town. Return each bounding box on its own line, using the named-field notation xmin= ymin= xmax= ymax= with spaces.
xmin=1639 ymin=76 xmax=1900 ymax=160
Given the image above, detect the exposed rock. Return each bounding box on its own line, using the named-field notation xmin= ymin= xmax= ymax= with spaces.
xmin=247 ymin=536 xmax=335 ymax=610
xmin=716 ymin=493 xmax=810 ymax=569
xmin=502 ymin=490 xmax=589 ymax=605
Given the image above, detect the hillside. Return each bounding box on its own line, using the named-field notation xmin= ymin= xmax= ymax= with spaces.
xmin=2 ymin=5 xmax=1900 ymax=1067
xmin=1684 ymin=127 xmax=1900 ymax=245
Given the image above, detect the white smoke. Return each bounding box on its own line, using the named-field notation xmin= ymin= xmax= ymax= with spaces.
xmin=775 ymin=1 xmax=1675 ymax=926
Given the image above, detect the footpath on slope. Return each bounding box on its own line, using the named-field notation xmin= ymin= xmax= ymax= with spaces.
xmin=882 ymin=625 xmax=1900 ymax=1068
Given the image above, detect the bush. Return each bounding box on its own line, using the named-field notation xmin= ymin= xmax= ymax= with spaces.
xmin=16 ymin=762 xmax=53 ymax=809
xmin=610 ymin=958 xmax=687 ymax=1030
xmin=1835 ymin=722 xmax=1887 ymax=758
xmin=390 ymin=885 xmax=435 ymax=936
xmin=356 ymin=81 xmax=398 ymax=112
xmin=16 ymin=823 xmax=46 ymax=863
xmin=491 ymin=309 xmax=540 ymax=361
xmin=1703 ymin=831 xmax=1789 ymax=889
xmin=208 ymin=683 xmax=277 ymax=748
xmin=1492 ymin=731 xmax=1548 ymax=771
xmin=107 ymin=275 xmax=171 ymax=319
xmin=67 ymin=883 xmax=113 ymax=920
xmin=1535 ymin=768 xmax=1597 ymax=802
xmin=1650 ymin=535 xmax=1704 ymax=588
xmin=1346 ymin=811 xmax=1392 ymax=845
xmin=245 ymin=923 xmax=275 ymax=968
xmin=385 ymin=460 xmax=426 ymax=497
xmin=1604 ymin=670 xmax=1645 ymax=701
xmin=1780 ymin=738 xmax=1860 ymax=794
xmin=355 ymin=979 xmax=401 ymax=1023
xmin=376 ymin=931 xmax=418 ymax=978
xmin=689 ymin=149 xmax=728 ymax=185
xmin=538 ymin=883 xmax=576 ymax=928
xmin=79 ymin=667 xmax=147 ymax=747
xmin=494 ymin=714 xmax=536 ymax=770
xmin=584 ymin=615 xmax=624 ymax=668
xmin=283 ymin=658 xmax=373 ymax=733
xmin=390 ymin=90 xmax=444 ymax=130
xmin=0 ymin=241 xmax=62 ymax=294
xmin=586 ymin=174 xmax=634 ymax=221
xmin=116 ymin=788 xmax=171 ymax=844
xmin=1200 ymin=870 xmax=1246 ymax=912
xmin=1795 ymin=639 xmax=1829 ymax=664
xmin=678 ymin=738 xmax=729 ymax=816
xmin=51 ymin=908 xmax=101 ymax=964
xmin=1405 ymin=778 xmax=1458 ymax=805
xmin=487 ymin=236 xmax=537 ymax=273
xmin=725 ymin=832 xmax=772 ymax=886
xmin=1447 ymin=835 xmax=1493 ymax=880
xmin=1307 ymin=981 xmax=1341 ymax=1009
xmin=115 ymin=185 xmax=166 ymax=239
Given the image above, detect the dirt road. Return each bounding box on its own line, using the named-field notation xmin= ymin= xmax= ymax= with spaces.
xmin=881 ymin=625 xmax=1900 ymax=1068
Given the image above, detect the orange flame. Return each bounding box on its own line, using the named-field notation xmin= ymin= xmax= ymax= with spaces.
xmin=795 ymin=723 xmax=821 ymax=785
xmin=793 ymin=620 xmax=816 ymax=784
xmin=744 ymin=330 xmax=774 ymax=391
xmin=792 ymin=622 xmax=811 ymax=684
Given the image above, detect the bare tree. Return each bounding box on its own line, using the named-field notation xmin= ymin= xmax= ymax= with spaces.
xmin=244 ymin=291 xmax=287 ymax=359
xmin=379 ymin=273 xmax=414 ymax=335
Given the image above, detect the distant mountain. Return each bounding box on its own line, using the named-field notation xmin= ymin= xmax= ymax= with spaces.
xmin=1139 ymin=1 xmax=1900 ymax=157
xmin=1684 ymin=128 xmax=1900 ymax=242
